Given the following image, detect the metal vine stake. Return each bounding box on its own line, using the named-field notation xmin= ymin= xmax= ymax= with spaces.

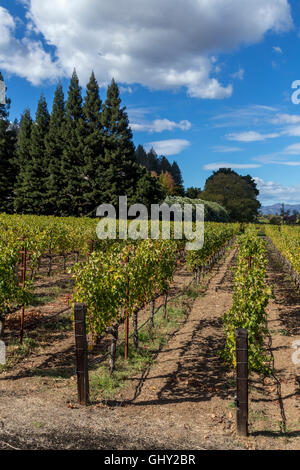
xmin=20 ymin=239 xmax=27 ymax=344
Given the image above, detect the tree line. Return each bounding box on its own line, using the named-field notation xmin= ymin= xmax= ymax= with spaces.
xmin=0 ymin=69 xmax=261 ymax=222
xmin=0 ymin=70 xmax=184 ymax=217
xmin=134 ymin=145 xmax=184 ymax=196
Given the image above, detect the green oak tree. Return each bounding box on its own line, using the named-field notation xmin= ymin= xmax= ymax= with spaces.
xmin=201 ymin=168 xmax=261 ymax=222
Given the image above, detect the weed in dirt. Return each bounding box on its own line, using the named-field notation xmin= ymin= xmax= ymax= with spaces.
xmin=270 ymin=329 xmax=279 ymax=335
xmin=279 ymin=329 xmax=289 ymax=336
xmin=181 ymin=285 xmax=200 ymax=299
xmin=31 ymin=421 xmax=45 ymax=429
xmin=249 ymin=409 xmax=268 ymax=423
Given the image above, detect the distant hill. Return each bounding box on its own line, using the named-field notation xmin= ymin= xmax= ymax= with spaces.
xmin=260 ymin=203 xmax=300 ymax=215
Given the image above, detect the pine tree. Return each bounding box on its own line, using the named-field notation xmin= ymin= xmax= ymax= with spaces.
xmin=82 ymin=71 xmax=104 ymax=215
xmin=18 ymin=95 xmax=50 ymax=214
xmin=100 ymin=78 xmax=138 ymax=208
xmin=14 ymin=109 xmax=33 ymax=212
xmin=134 ymin=145 xmax=148 ymax=167
xmin=0 ymin=72 xmax=17 ymax=213
xmin=146 ymin=148 xmax=160 ymax=174
xmin=135 ymin=168 xmax=166 ymax=208
xmin=158 ymin=155 xmax=172 ymax=174
xmin=171 ymin=161 xmax=184 ymax=196
xmin=45 ymin=83 xmax=66 ymax=215
xmin=60 ymin=69 xmax=86 ymax=216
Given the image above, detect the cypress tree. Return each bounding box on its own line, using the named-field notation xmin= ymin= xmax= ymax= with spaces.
xmin=82 ymin=71 xmax=104 ymax=215
xmin=14 ymin=109 xmax=33 ymax=213
xmin=20 ymin=94 xmax=50 ymax=214
xmin=60 ymin=69 xmax=86 ymax=216
xmin=146 ymin=148 xmax=160 ymax=174
xmin=101 ymin=78 xmax=138 ymax=208
xmin=158 ymin=155 xmax=172 ymax=174
xmin=0 ymin=72 xmax=17 ymax=213
xmin=134 ymin=145 xmax=148 ymax=167
xmin=45 ymin=83 xmax=66 ymax=215
xmin=171 ymin=161 xmax=185 ymax=196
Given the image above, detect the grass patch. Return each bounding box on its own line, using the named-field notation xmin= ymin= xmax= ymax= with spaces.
xmin=30 ymin=285 xmax=73 ymax=307
xmin=31 ymin=367 xmax=71 ymax=379
xmin=0 ymin=336 xmax=39 ymax=371
xmin=40 ymin=316 xmax=73 ymax=332
xmin=0 ymin=314 xmax=72 ymax=372
xmin=181 ymin=284 xmax=200 ymax=299
xmin=89 ymin=285 xmax=201 ymax=402
xmin=31 ymin=294 xmax=54 ymax=307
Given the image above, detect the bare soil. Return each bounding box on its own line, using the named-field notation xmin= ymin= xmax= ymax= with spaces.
xmin=0 ymin=244 xmax=299 ymax=450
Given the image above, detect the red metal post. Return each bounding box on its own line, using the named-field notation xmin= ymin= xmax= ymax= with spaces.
xmin=20 ymin=242 xmax=27 ymax=344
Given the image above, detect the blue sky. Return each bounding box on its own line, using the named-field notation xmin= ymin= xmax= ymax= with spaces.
xmin=1 ymin=0 xmax=300 ymax=206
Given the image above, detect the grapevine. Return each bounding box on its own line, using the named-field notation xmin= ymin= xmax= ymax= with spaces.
xmin=222 ymin=226 xmax=272 ymax=373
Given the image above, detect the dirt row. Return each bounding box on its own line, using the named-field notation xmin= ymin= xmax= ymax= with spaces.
xmin=0 ymin=243 xmax=299 ymax=450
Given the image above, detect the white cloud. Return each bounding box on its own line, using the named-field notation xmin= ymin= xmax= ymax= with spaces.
xmin=282 ymin=143 xmax=300 ymax=155
xmin=204 ymin=162 xmax=261 ymax=171
xmin=253 ymin=105 xmax=278 ymax=112
xmin=144 ymin=139 xmax=190 ymax=155
xmin=187 ymin=77 xmax=232 ymax=99
xmin=213 ymin=146 xmax=244 ymax=153
xmin=254 ymin=177 xmax=300 ymax=205
xmin=119 ymin=86 xmax=133 ymax=94
xmin=226 ymin=131 xmax=280 ymax=142
xmin=231 ymin=68 xmax=245 ymax=80
xmin=0 ymin=6 xmax=62 ymax=85
xmin=212 ymin=104 xmax=278 ymax=129
xmin=127 ymin=107 xmax=153 ymax=121
xmin=273 ymin=46 xmax=283 ymax=54
xmin=271 ymin=113 xmax=300 ymax=125
xmin=131 ymin=119 xmax=191 ymax=133
xmin=254 ymin=149 xmax=300 ymax=166
xmin=282 ymin=125 xmax=300 ymax=137
xmin=1 ymin=0 xmax=293 ymax=93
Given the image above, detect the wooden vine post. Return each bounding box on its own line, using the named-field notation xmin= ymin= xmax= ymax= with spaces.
xmin=248 ymin=256 xmax=252 ymax=270
xmin=87 ymin=239 xmax=95 ymax=261
xmin=20 ymin=240 xmax=27 ymax=344
xmin=235 ymin=328 xmax=248 ymax=437
xmin=74 ymin=303 xmax=89 ymax=405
